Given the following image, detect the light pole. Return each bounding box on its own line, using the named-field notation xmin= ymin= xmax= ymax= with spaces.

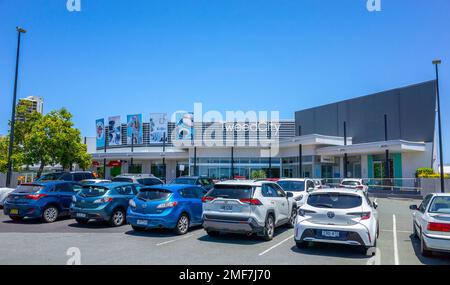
xmin=6 ymin=27 xmax=27 ymax=188
xmin=433 ymin=59 xmax=445 ymax=193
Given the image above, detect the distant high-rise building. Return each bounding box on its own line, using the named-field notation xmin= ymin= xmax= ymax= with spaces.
xmin=17 ymin=96 xmax=44 ymax=121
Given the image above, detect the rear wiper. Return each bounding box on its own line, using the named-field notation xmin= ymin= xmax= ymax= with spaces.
xmin=314 ymin=203 xmax=333 ymax=208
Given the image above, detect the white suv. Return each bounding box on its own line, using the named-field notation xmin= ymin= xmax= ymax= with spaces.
xmin=295 ymin=188 xmax=379 ymax=255
xmin=202 ymin=180 xmax=298 ymax=241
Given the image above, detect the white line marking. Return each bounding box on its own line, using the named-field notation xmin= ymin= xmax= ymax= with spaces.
xmin=366 ymin=248 xmax=381 ymax=265
xmin=380 ymin=229 xmax=411 ymax=234
xmin=258 ymin=235 xmax=294 ymax=256
xmin=393 ymin=214 xmax=399 ymax=265
xmin=156 ymin=234 xmax=195 ymax=246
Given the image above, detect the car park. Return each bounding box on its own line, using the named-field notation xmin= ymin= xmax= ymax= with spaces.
xmin=202 ymin=180 xmax=297 ymax=241
xmin=35 ymin=171 xmax=94 ymax=182
xmin=294 ymin=188 xmax=379 ymax=255
xmin=339 ymin=179 xmax=368 ymax=193
xmin=0 ymin=188 xmax=15 ymax=208
xmin=70 ymin=182 xmax=140 ymax=227
xmin=170 ymin=176 xmax=215 ymax=193
xmin=277 ymin=178 xmax=320 ymax=207
xmin=128 ymin=184 xmax=204 ymax=235
xmin=3 ymin=181 xmax=82 ymax=223
xmin=410 ymin=193 xmax=450 ymax=257
xmin=112 ymin=174 xmax=164 ymax=186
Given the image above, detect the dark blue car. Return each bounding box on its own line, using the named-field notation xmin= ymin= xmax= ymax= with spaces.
xmin=127 ymin=184 xmax=204 ymax=235
xmin=70 ymin=182 xmax=141 ymax=227
xmin=3 ymin=181 xmax=82 ymax=223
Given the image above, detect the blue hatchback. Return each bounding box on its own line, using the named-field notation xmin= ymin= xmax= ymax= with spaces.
xmin=3 ymin=181 xmax=82 ymax=223
xmin=127 ymin=184 xmax=204 ymax=235
xmin=70 ymin=182 xmax=141 ymax=227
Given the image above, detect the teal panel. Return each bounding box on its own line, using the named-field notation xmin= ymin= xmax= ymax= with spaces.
xmin=367 ymin=155 xmax=374 ymax=185
xmin=393 ymin=153 xmax=403 ymax=187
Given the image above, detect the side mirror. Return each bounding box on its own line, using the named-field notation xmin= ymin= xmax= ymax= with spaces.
xmin=287 ymin=192 xmax=294 ymax=198
xmin=373 ymin=201 xmax=378 ymax=209
xmin=409 ymin=205 xmax=418 ymax=210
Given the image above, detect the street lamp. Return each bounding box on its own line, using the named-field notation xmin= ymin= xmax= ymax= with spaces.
xmin=6 ymin=26 xmax=27 ymax=188
xmin=433 ymin=59 xmax=445 ymax=193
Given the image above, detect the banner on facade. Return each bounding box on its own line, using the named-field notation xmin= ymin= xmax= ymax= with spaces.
xmin=127 ymin=114 xmax=143 ymax=144
xmin=108 ymin=116 xmax=122 ymax=146
xmin=149 ymin=113 xmax=168 ymax=144
xmin=175 ymin=112 xmax=194 ymax=141
xmin=95 ymin=118 xmax=105 ymax=148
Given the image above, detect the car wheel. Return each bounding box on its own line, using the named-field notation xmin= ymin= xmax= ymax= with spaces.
xmin=262 ymin=215 xmax=275 ymax=241
xmin=42 ymin=206 xmax=59 ymax=223
xmin=174 ymin=214 xmax=190 ymax=235
xmin=131 ymin=225 xmax=146 ymax=232
xmin=109 ymin=209 xmax=125 ymax=227
xmin=286 ymin=208 xmax=297 ymax=228
xmin=9 ymin=216 xmax=23 ymax=222
xmin=206 ymin=230 xmax=220 ymax=237
xmin=75 ymin=218 xmax=89 ymax=225
xmin=412 ymin=222 xmax=418 ymax=238
xmin=420 ymin=233 xmax=432 ymax=257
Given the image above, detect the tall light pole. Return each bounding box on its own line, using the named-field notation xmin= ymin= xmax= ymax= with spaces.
xmin=6 ymin=27 xmax=27 ymax=188
xmin=433 ymin=59 xmax=445 ymax=193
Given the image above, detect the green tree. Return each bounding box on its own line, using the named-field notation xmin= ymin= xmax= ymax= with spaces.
xmin=0 ymin=136 xmax=24 ymax=173
xmin=251 ymin=169 xmax=267 ymax=179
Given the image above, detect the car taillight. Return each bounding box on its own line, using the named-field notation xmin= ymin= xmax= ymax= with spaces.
xmin=298 ymin=209 xmax=316 ymax=217
xmin=93 ymin=197 xmax=113 ymax=204
xmin=25 ymin=194 xmax=47 ymax=200
xmin=427 ymin=222 xmax=450 ymax=232
xmin=356 ymin=186 xmax=364 ymax=190
xmin=201 ymin=196 xmax=215 ymax=203
xmin=239 ymin=198 xmax=262 ymax=205
xmin=157 ymin=201 xmax=178 ymax=209
xmin=347 ymin=212 xmax=371 ymax=220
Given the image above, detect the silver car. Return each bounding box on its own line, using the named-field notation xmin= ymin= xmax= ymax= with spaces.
xmin=202 ymin=180 xmax=297 ymax=241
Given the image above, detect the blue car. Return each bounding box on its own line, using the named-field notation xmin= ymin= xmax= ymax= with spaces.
xmin=127 ymin=184 xmax=204 ymax=235
xmin=3 ymin=181 xmax=82 ymax=223
xmin=70 ymin=182 xmax=141 ymax=227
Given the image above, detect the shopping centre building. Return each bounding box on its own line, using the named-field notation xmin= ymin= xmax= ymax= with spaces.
xmin=86 ymin=80 xmax=438 ymax=183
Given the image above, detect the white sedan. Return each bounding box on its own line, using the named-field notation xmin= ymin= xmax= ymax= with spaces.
xmin=295 ymin=188 xmax=379 ymax=255
xmin=410 ymin=193 xmax=450 ymax=257
xmin=0 ymin=188 xmax=15 ymax=208
xmin=340 ymin=179 xmax=369 ymax=193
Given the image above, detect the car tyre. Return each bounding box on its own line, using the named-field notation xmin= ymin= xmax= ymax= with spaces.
xmin=206 ymin=230 xmax=220 ymax=237
xmin=132 ymin=225 xmax=146 ymax=232
xmin=420 ymin=233 xmax=433 ymax=257
xmin=174 ymin=214 xmax=189 ymax=235
xmin=286 ymin=207 xmax=297 ymax=228
xmin=75 ymin=218 xmax=89 ymax=225
xmin=42 ymin=206 xmax=59 ymax=223
xmin=109 ymin=209 xmax=125 ymax=227
xmin=412 ymin=223 xmax=418 ymax=239
xmin=262 ymin=214 xmax=275 ymax=241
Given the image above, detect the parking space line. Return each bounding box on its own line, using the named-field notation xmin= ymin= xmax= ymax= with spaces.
xmin=258 ymin=235 xmax=294 ymax=256
xmin=381 ymin=229 xmax=410 ymax=234
xmin=393 ymin=215 xmax=399 ymax=265
xmin=156 ymin=234 xmax=195 ymax=246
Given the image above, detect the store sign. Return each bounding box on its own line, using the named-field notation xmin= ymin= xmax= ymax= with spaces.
xmin=108 ymin=116 xmax=122 ymax=146
xmin=149 ymin=113 xmax=168 ymax=144
xmin=320 ymin=156 xmax=335 ymax=164
xmin=95 ymin=118 xmax=105 ymax=148
xmin=107 ymin=160 xmax=122 ymax=167
xmin=92 ymin=161 xmax=100 ymax=167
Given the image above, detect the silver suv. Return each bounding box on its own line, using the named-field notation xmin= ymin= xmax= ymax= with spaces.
xmin=112 ymin=174 xmax=163 ymax=186
xmin=202 ymin=180 xmax=297 ymax=241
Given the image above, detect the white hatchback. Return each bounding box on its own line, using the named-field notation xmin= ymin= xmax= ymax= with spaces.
xmin=294 ymin=188 xmax=379 ymax=255
xmin=410 ymin=193 xmax=450 ymax=256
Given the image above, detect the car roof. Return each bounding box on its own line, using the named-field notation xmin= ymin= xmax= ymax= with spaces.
xmin=23 ymin=180 xmax=70 ymax=186
xmin=117 ymin=174 xmax=154 ymax=177
xmin=142 ymin=184 xmax=201 ymax=191
xmin=278 ymin=178 xmax=307 ymax=182
xmin=309 ymin=188 xmax=364 ymax=196
xmin=430 ymin=193 xmax=450 ymax=197
xmin=215 ymin=180 xmax=275 ymax=187
xmin=342 ymin=178 xmax=362 ymax=181
xmin=91 ymin=182 xmax=136 ymax=188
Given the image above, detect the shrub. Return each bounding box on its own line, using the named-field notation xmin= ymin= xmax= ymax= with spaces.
xmin=416 ymin=168 xmax=449 ymax=179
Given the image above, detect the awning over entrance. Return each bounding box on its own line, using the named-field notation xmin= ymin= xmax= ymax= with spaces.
xmin=316 ymin=140 xmax=427 ymax=156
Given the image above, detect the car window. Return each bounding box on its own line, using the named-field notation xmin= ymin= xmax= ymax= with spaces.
xmin=277 ymin=181 xmax=305 ymax=192
xmin=73 ymin=173 xmax=84 ymax=181
xmin=428 ymin=196 xmax=450 ymax=214
xmin=116 ymin=185 xmax=134 ymax=195
xmin=84 ymin=173 xmax=93 ymax=180
xmin=73 ymin=184 xmax=83 ymax=192
xmin=207 ymin=185 xmax=254 ymax=199
xmin=342 ymin=181 xmax=360 ymax=186
xmin=80 ymin=185 xmax=108 ymax=197
xmin=307 ymin=193 xmax=362 ymax=209
xmin=172 ymin=178 xmax=196 ymax=185
xmin=200 ymin=179 xmax=212 ymax=186
xmin=137 ymin=188 xmax=172 ymax=201
xmin=36 ymin=173 xmax=63 ymax=181
xmin=194 ymin=187 xmax=206 ymax=198
xmin=270 ymin=183 xmax=286 ymax=197
xmin=61 ymin=174 xmax=73 ymax=181
xmin=112 ymin=177 xmax=133 ymax=183
xmin=261 ymin=184 xmax=277 ymax=197
xmin=14 ymin=184 xmax=45 ymax=193
xmin=419 ymin=194 xmax=433 ymax=213
xmin=179 ymin=188 xmax=198 ymax=199
xmin=55 ymin=183 xmax=73 ymax=193
xmin=307 ymin=181 xmax=315 ymax=190
xmin=137 ymin=178 xmax=162 ymax=186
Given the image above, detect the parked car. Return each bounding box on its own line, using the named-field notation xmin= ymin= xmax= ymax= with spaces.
xmin=339 ymin=179 xmax=369 ymax=193
xmin=202 ymin=180 xmax=297 ymax=241
xmin=0 ymin=188 xmax=15 ymax=208
xmin=277 ymin=178 xmax=316 ymax=207
xmin=294 ymin=188 xmax=379 ymax=255
xmin=112 ymin=174 xmax=163 ymax=186
xmin=170 ymin=176 xmax=214 ymax=193
xmin=128 ymin=184 xmax=204 ymax=235
xmin=410 ymin=193 xmax=450 ymax=257
xmin=80 ymin=179 xmax=111 ymax=185
xmin=70 ymin=182 xmax=140 ymax=227
xmin=35 ymin=171 xmax=94 ymax=182
xmin=3 ymin=181 xmax=82 ymax=223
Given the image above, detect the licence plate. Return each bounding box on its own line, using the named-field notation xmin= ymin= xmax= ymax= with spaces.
xmin=76 ymin=213 xmax=87 ymax=218
xmin=220 ymin=205 xmax=233 ymax=211
xmin=321 ymin=230 xmax=340 ymax=238
xmin=10 ymin=209 xmax=19 ymax=215
xmin=137 ymin=220 xmax=148 ymax=226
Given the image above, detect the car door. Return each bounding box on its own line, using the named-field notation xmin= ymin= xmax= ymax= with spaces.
xmin=116 ymin=185 xmax=135 ymax=208
xmin=55 ymin=183 xmax=76 ymax=213
xmin=272 ymin=183 xmax=289 ymax=223
xmin=415 ymin=194 xmax=433 ymax=233
xmin=189 ymin=187 xmax=204 ymax=223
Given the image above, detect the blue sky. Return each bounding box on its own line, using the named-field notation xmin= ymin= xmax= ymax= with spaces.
xmin=0 ymin=0 xmax=449 ymax=162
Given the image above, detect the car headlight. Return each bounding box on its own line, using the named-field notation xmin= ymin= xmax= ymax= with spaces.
xmin=294 ymin=195 xmax=304 ymax=201
xmin=129 ymin=199 xmax=136 ymax=208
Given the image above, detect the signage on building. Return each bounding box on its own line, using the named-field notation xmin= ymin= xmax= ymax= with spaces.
xmin=175 ymin=112 xmax=194 ymax=141
xmin=95 ymin=118 xmax=105 ymax=148
xmin=320 ymin=156 xmax=335 ymax=164
xmin=149 ymin=113 xmax=168 ymax=144
xmin=127 ymin=114 xmax=143 ymax=144
xmin=108 ymin=116 xmax=122 ymax=146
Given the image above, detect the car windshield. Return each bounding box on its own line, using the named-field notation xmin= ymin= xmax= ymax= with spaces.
xmin=277 ymin=181 xmax=305 ymax=192
xmin=207 ymin=185 xmax=254 ymax=199
xmin=428 ymin=196 xmax=450 ymax=214
xmin=36 ymin=173 xmax=63 ymax=181
xmin=172 ymin=178 xmax=196 ymax=185
xmin=112 ymin=177 xmax=133 ymax=183
xmin=80 ymin=186 xmax=109 ymax=197
xmin=307 ymin=193 xmax=362 ymax=209
xmin=137 ymin=188 xmax=172 ymax=201
xmin=14 ymin=184 xmax=44 ymax=193
xmin=342 ymin=181 xmax=360 ymax=186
